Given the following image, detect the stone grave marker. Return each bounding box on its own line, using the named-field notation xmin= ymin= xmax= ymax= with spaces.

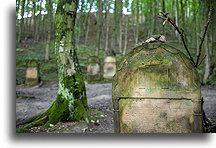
xmin=112 ymin=42 xmax=203 ymax=133
xmin=87 ymin=56 xmax=101 ymax=82
xmin=25 ymin=60 xmax=39 ymax=86
xmin=103 ymin=56 xmax=116 ymax=79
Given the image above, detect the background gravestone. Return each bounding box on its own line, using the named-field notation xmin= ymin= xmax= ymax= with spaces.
xmin=112 ymin=43 xmax=203 ymax=133
xmin=103 ymin=56 xmax=116 ymax=79
xmin=87 ymin=56 xmax=101 ymax=82
xmin=25 ymin=60 xmax=39 ymax=86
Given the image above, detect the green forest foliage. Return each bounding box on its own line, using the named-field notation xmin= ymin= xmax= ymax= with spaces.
xmin=16 ymin=0 xmax=216 ymax=85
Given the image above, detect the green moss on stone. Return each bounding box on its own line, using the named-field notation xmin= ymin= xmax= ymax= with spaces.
xmin=27 ymin=60 xmax=39 ymax=68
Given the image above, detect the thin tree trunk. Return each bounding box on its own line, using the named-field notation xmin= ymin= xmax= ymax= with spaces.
xmin=162 ymin=0 xmax=166 ymax=35
xmin=174 ymin=0 xmax=179 ymax=38
xmin=211 ymin=0 xmax=216 ymax=67
xmin=96 ymin=0 xmax=103 ymax=56
xmin=32 ymin=1 xmax=36 ymax=38
xmin=36 ymin=0 xmax=43 ymax=41
xmin=84 ymin=0 xmax=94 ymax=44
xmin=135 ymin=0 xmax=139 ymax=45
xmin=18 ymin=0 xmax=26 ymax=44
xmin=45 ymin=0 xmax=53 ymax=61
xmin=104 ymin=0 xmax=111 ymax=52
xmin=203 ymin=36 xmax=210 ymax=83
xmin=203 ymin=0 xmax=210 ymax=84
xmin=123 ymin=14 xmax=129 ymax=55
xmin=77 ymin=0 xmax=85 ymax=44
xmin=16 ymin=0 xmax=21 ymax=43
xmin=118 ymin=0 xmax=123 ymax=53
xmin=180 ymin=0 xmax=185 ymax=26
xmin=152 ymin=0 xmax=157 ymax=35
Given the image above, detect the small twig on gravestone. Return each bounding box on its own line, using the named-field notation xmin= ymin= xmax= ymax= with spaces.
xmin=158 ymin=12 xmax=196 ymax=67
xmin=195 ymin=7 xmax=213 ymax=67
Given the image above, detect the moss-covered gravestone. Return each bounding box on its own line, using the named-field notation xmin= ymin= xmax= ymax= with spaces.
xmin=112 ymin=42 xmax=203 ymax=133
xmin=87 ymin=56 xmax=101 ymax=82
xmin=103 ymin=56 xmax=116 ymax=79
xmin=25 ymin=60 xmax=39 ymax=86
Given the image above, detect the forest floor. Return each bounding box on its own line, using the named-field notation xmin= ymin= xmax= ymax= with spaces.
xmin=16 ymin=82 xmax=216 ymax=133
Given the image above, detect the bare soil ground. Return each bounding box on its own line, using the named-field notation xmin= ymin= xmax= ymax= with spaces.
xmin=16 ymin=82 xmax=216 ymax=133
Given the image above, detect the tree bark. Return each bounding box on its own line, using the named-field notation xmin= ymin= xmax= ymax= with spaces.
xmin=118 ymin=0 xmax=123 ymax=53
xmin=104 ymin=0 xmax=111 ymax=52
xmin=84 ymin=0 xmax=94 ymax=44
xmin=123 ymin=0 xmax=129 ymax=55
xmin=123 ymin=14 xmax=128 ymax=55
xmin=135 ymin=0 xmax=139 ymax=45
xmin=211 ymin=0 xmax=216 ymax=66
xmin=96 ymin=0 xmax=103 ymax=56
xmin=17 ymin=0 xmax=88 ymax=133
xmin=18 ymin=0 xmax=26 ymax=44
xmin=45 ymin=0 xmax=53 ymax=61
xmin=203 ymin=0 xmax=210 ymax=84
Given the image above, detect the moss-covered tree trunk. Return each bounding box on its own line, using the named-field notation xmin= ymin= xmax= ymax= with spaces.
xmin=54 ymin=0 xmax=88 ymax=122
xmin=17 ymin=0 xmax=88 ymax=132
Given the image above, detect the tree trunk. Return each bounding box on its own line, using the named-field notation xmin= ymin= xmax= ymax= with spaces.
xmin=203 ymin=35 xmax=210 ymax=84
xmin=96 ymin=0 xmax=103 ymax=56
xmin=118 ymin=0 xmax=123 ymax=53
xmin=45 ymin=0 xmax=53 ymax=61
xmin=16 ymin=0 xmax=21 ymax=43
xmin=104 ymin=0 xmax=111 ymax=52
xmin=18 ymin=0 xmax=25 ymax=44
xmin=84 ymin=0 xmax=94 ymax=44
xmin=113 ymin=0 xmax=122 ymax=53
xmin=180 ymin=0 xmax=185 ymax=26
xmin=162 ymin=0 xmax=166 ymax=35
xmin=123 ymin=14 xmax=128 ymax=55
xmin=32 ymin=1 xmax=36 ymax=39
xmin=123 ymin=0 xmax=129 ymax=56
xmin=77 ymin=0 xmax=85 ymax=44
xmin=36 ymin=0 xmax=43 ymax=41
xmin=135 ymin=0 xmax=139 ymax=45
xmin=174 ymin=0 xmax=179 ymax=38
xmin=54 ymin=0 xmax=88 ymax=122
xmin=211 ymin=0 xmax=216 ymax=67
xmin=17 ymin=0 xmax=88 ymax=133
xmin=203 ymin=0 xmax=210 ymax=84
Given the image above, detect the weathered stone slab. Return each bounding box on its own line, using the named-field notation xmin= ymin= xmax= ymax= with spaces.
xmin=87 ymin=56 xmax=101 ymax=82
xmin=119 ymin=98 xmax=193 ymax=133
xmin=103 ymin=56 xmax=116 ymax=79
xmin=112 ymin=43 xmax=203 ymax=133
xmin=26 ymin=67 xmax=38 ymax=79
xmin=25 ymin=60 xmax=39 ymax=86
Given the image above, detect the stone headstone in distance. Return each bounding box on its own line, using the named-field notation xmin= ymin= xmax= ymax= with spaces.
xmin=103 ymin=56 xmax=116 ymax=79
xmin=25 ymin=60 xmax=39 ymax=86
xmin=87 ymin=56 xmax=101 ymax=82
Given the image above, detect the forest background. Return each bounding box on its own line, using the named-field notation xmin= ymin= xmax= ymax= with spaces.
xmin=16 ymin=0 xmax=216 ymax=85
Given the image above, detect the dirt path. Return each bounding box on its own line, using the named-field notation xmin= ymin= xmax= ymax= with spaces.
xmin=16 ymin=82 xmax=215 ymax=133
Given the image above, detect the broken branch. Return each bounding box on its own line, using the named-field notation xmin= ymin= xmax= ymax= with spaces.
xmin=159 ymin=11 xmax=196 ymax=67
xmin=195 ymin=7 xmax=213 ymax=67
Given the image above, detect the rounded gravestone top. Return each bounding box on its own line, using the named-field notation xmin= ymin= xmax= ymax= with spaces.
xmin=26 ymin=60 xmax=39 ymax=68
xmin=104 ymin=56 xmax=116 ymax=63
xmin=88 ymin=56 xmax=100 ymax=63
xmin=113 ymin=42 xmax=200 ymax=100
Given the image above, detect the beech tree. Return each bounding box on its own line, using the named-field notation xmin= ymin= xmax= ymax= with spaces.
xmin=17 ymin=0 xmax=88 ymax=132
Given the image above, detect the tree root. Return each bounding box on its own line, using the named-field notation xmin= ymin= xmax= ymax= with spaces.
xmin=16 ymin=115 xmax=49 ymax=133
